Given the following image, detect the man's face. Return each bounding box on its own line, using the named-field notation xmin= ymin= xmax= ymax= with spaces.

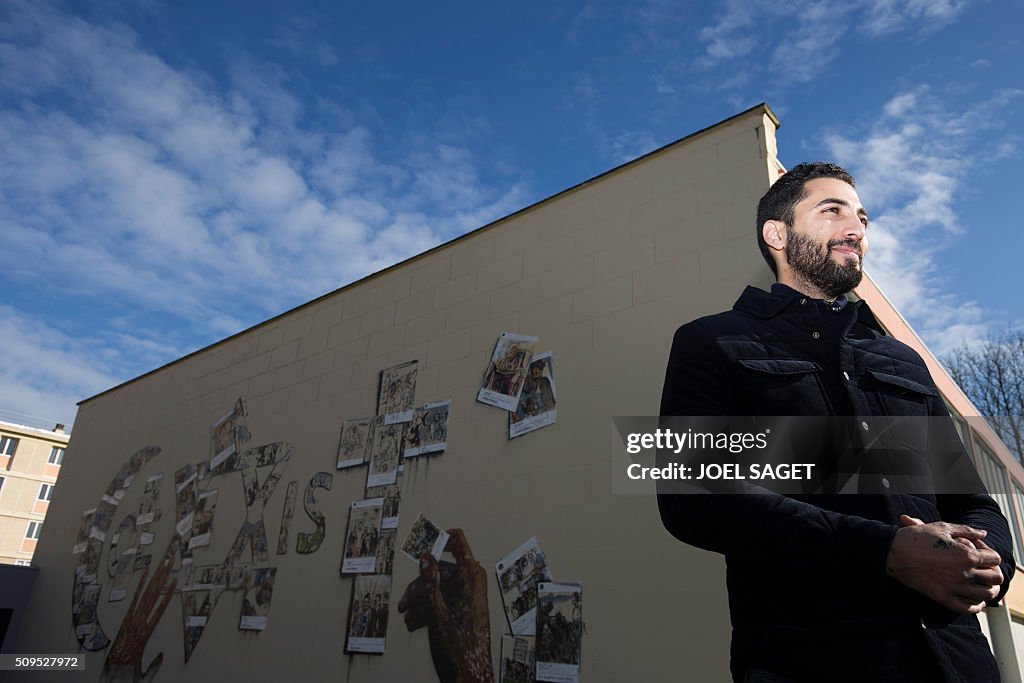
xmin=531 ymin=365 xmax=542 ymax=379
xmin=784 ymin=177 xmax=869 ymax=298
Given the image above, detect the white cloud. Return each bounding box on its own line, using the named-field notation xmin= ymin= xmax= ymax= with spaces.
xmin=861 ymin=0 xmax=969 ymax=37
xmin=822 ymin=87 xmax=1020 ymax=354
xmin=0 ymin=1 xmax=530 ymax=424
xmin=695 ymin=0 xmax=972 ymax=82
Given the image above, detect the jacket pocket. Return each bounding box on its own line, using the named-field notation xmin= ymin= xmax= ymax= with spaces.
xmin=736 ymin=358 xmax=833 ymax=415
xmin=864 ymin=367 xmax=934 ymax=455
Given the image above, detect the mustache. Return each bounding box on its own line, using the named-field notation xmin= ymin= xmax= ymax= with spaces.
xmin=827 ymin=238 xmax=862 ymax=256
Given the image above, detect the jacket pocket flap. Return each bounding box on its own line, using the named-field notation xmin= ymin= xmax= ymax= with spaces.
xmin=737 ymin=358 xmax=821 ymax=376
xmin=865 ymin=368 xmax=938 ymax=397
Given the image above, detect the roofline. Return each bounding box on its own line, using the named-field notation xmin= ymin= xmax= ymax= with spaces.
xmin=0 ymin=420 xmax=71 ymax=443
xmin=80 ymin=102 xmax=780 ymax=407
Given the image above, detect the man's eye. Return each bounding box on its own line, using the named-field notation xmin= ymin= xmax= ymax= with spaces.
xmin=824 ymin=207 xmax=839 ymax=213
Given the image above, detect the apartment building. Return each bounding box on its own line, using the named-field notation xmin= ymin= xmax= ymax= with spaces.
xmin=0 ymin=418 xmax=69 ymax=566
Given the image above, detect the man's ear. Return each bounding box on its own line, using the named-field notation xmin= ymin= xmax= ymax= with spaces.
xmin=762 ymin=220 xmax=786 ymax=252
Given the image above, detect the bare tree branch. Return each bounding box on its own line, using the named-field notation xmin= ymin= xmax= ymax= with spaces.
xmin=942 ymin=327 xmax=1024 ymax=465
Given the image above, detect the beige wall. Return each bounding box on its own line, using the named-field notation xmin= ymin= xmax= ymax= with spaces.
xmin=0 ymin=421 xmax=67 ymax=565
xmin=15 ymin=105 xmax=798 ymax=681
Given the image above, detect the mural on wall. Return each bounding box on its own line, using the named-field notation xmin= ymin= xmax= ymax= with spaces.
xmin=275 ymin=481 xmax=298 ymax=555
xmin=295 ymin=472 xmax=333 ymax=554
xmin=401 ymin=513 xmax=448 ymax=562
xmin=65 ymin=329 xmax=581 ymax=682
xmin=509 ymin=351 xmax=557 ymax=439
xmin=346 ymin=574 xmax=392 ymax=654
xmin=341 ymin=498 xmax=383 ymax=574
xmin=367 ymin=418 xmax=404 ymax=488
xmin=72 ymin=446 xmax=162 ymax=652
xmin=478 ymin=332 xmax=538 ymax=411
xmin=536 ymin=582 xmax=583 ymax=683
xmin=403 ymin=400 xmax=451 ymax=457
xmin=500 ymin=635 xmax=536 ymax=683
xmin=495 ymin=537 xmax=553 ymax=636
xmin=378 ymin=360 xmax=418 ymax=424
xmin=398 ymin=528 xmax=495 ymax=683
xmin=336 ymin=417 xmax=374 ymax=469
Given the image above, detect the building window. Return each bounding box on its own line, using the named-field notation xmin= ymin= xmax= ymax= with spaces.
xmin=0 ymin=436 xmax=19 ymax=456
xmin=38 ymin=483 xmax=53 ymax=501
xmin=975 ymin=438 xmax=1024 ymax=565
xmin=48 ymin=447 xmax=65 ymax=465
xmin=25 ymin=521 xmax=42 ymax=540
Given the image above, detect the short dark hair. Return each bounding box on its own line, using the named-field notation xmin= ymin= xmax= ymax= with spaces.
xmin=755 ymin=162 xmax=856 ymax=276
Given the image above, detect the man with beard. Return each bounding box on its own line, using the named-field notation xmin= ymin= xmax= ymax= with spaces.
xmin=657 ymin=162 xmax=1013 ymax=682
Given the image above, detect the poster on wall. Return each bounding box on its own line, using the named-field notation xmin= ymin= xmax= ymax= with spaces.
xmin=210 ymin=398 xmax=247 ymax=471
xmin=536 ymin=582 xmax=583 ymax=683
xmin=337 ymin=417 xmax=374 ymax=469
xmin=501 ymin=634 xmax=537 ymax=683
xmin=135 ymin=474 xmax=163 ymax=526
xmin=380 ymin=485 xmax=400 ymax=529
xmin=478 ymin=332 xmax=538 ymax=411
xmin=182 ymin=590 xmax=212 ymax=660
xmin=509 ymin=351 xmax=557 ymax=439
xmin=189 ymin=489 xmax=219 ymax=549
xmin=401 ymin=513 xmax=449 ymax=562
xmin=346 ymin=574 xmax=392 ymax=654
xmin=375 ymin=528 xmax=397 ymax=576
xmin=378 ymin=360 xmax=418 ymax=424
xmin=403 ymin=400 xmax=451 ymax=457
xmin=366 ymin=419 xmax=403 ymax=488
xmin=341 ymin=498 xmax=384 ymax=574
xmin=239 ymin=567 xmax=277 ymax=631
xmin=174 ymin=466 xmax=198 ymax=538
xmin=496 ymin=537 xmax=553 ymax=635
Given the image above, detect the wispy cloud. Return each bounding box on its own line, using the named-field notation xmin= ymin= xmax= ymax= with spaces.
xmin=265 ymin=15 xmax=339 ymax=66
xmin=823 ymin=86 xmax=1022 ymax=354
xmin=696 ymin=0 xmax=972 ymax=82
xmin=0 ymin=1 xmax=529 ymax=424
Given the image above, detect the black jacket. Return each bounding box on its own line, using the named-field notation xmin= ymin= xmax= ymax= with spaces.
xmin=658 ymin=285 xmax=1014 ymax=683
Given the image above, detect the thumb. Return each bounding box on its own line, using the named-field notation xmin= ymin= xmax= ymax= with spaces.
xmin=898 ymin=514 xmax=924 ymax=527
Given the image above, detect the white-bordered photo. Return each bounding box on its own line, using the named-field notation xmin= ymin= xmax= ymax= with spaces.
xmin=496 ymin=536 xmax=553 ymax=635
xmin=189 ymin=489 xmax=219 ymax=549
xmin=239 ymin=567 xmax=276 ymax=631
xmin=401 ymin=513 xmax=449 ymax=562
xmin=536 ymin=582 xmax=583 ymax=683
xmin=337 ymin=416 xmax=374 ymax=469
xmin=210 ymin=406 xmax=239 ymax=469
xmin=501 ymin=634 xmax=537 ymax=683
xmin=478 ymin=332 xmax=538 ymax=411
xmin=367 ymin=418 xmax=403 ymax=488
xmin=510 ymin=351 xmax=557 ymax=439
xmin=341 ymin=498 xmax=384 ymax=574
xmin=346 ymin=574 xmax=392 ymax=654
xmin=378 ymin=360 xmax=418 ymax=424
xmin=403 ymin=399 xmax=451 ymax=457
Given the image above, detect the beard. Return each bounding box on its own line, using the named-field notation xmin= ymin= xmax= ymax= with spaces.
xmin=785 ymin=227 xmax=863 ymax=298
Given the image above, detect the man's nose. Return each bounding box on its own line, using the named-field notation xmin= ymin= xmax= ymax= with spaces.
xmin=842 ymin=218 xmax=866 ymax=241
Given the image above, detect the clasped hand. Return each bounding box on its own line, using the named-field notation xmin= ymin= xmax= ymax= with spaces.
xmin=886 ymin=514 xmax=1003 ymax=614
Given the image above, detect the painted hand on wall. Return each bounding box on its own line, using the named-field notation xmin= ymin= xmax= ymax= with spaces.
xmin=101 ymin=537 xmax=180 ymax=682
xmin=398 ymin=529 xmax=494 ymax=683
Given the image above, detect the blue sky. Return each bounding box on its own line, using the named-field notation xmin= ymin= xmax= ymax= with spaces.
xmin=1 ymin=0 xmax=1021 ymax=428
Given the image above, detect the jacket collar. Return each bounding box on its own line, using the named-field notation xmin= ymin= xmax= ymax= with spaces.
xmin=733 ymin=285 xmax=885 ymax=333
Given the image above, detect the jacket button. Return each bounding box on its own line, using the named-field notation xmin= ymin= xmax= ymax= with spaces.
xmin=843 ymin=371 xmax=850 ymax=381
xmin=800 ymin=298 xmax=807 ymax=305
xmin=861 ymin=421 xmax=870 ymax=431
xmin=882 ymin=478 xmax=890 ymax=489
xmin=812 ymin=331 xmax=820 ymax=339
